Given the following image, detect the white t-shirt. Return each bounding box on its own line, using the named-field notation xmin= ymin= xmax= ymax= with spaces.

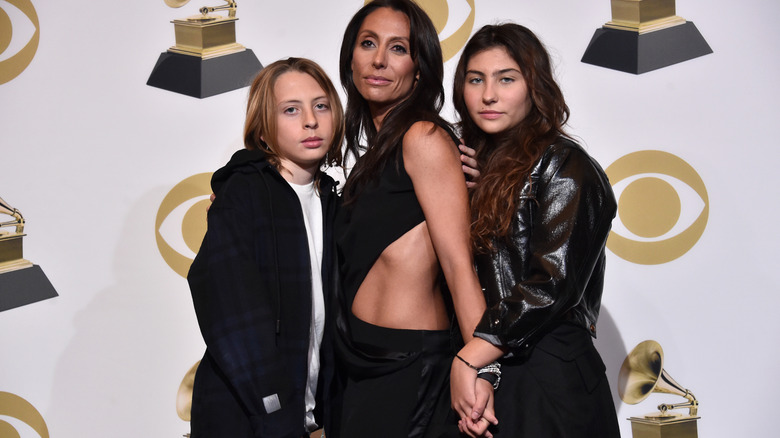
xmin=289 ymin=180 xmax=325 ymax=432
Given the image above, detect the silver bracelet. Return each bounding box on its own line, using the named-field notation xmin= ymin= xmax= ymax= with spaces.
xmin=476 ymin=361 xmax=501 ymax=390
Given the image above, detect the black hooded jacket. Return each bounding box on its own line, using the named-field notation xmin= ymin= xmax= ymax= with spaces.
xmin=187 ymin=149 xmax=339 ymax=438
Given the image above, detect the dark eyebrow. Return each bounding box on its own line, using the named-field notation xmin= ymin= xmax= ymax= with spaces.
xmin=465 ymin=68 xmax=521 ymax=77
xmin=357 ymin=29 xmax=377 ymax=39
xmin=492 ymin=68 xmax=522 ymax=77
xmin=357 ymin=29 xmax=409 ymax=44
xmin=388 ymin=36 xmax=410 ymax=44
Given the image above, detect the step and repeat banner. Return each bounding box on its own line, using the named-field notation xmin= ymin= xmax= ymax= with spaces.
xmin=1 ymin=1 xmax=778 ymax=437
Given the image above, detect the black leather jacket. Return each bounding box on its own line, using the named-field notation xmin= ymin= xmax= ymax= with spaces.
xmin=473 ymin=137 xmax=616 ymax=356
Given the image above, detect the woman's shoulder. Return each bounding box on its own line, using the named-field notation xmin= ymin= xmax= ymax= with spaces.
xmin=542 ymin=136 xmax=586 ymax=158
xmin=537 ymin=137 xmax=613 ymax=191
xmin=402 ymin=120 xmax=457 ymax=151
xmin=539 ymin=137 xmax=601 ymax=170
xmin=401 ymin=121 xmax=463 ymax=186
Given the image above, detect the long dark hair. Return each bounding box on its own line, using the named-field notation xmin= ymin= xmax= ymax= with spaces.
xmin=340 ymin=0 xmax=448 ymax=203
xmin=453 ymin=23 xmax=570 ymax=252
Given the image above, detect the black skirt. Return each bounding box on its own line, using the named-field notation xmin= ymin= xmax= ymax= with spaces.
xmin=335 ymin=314 xmax=459 ymax=438
xmin=490 ymin=323 xmax=621 ymax=437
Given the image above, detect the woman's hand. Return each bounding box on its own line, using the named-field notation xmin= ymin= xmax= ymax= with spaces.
xmin=458 ymin=378 xmax=497 ymax=438
xmin=451 ymin=355 xmax=478 ymax=425
xmin=459 ymin=143 xmax=480 ymax=188
xmin=452 ymin=359 xmax=497 ymax=438
xmin=207 ymin=193 xmax=216 ymax=211
xmin=451 ymin=339 xmax=504 ymax=436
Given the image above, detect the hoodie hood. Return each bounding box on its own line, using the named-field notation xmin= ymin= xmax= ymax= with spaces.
xmin=212 ymin=148 xmax=338 ymax=195
xmin=211 ymin=149 xmax=271 ymax=193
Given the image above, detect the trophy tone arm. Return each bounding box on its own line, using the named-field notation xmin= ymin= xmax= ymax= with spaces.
xmin=658 ymin=390 xmax=698 ymax=417
xmin=0 ymin=213 xmax=25 ymax=234
xmin=200 ymin=1 xmax=237 ymax=18
xmin=0 ymin=197 xmax=25 ymax=234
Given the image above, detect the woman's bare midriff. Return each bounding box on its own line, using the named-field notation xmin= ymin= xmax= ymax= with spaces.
xmin=351 ymin=221 xmax=450 ymax=331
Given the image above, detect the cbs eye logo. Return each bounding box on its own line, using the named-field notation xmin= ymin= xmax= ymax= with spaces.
xmin=605 ymin=150 xmax=709 ymax=265
xmin=155 ymin=173 xmax=213 ymax=278
xmin=0 ymin=0 xmax=40 ymax=85
xmin=0 ymin=392 xmax=49 ymax=438
xmin=365 ymin=0 xmax=475 ymax=62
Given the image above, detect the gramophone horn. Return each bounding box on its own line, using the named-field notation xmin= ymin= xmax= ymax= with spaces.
xmin=176 ymin=361 xmax=200 ymax=421
xmin=164 ymin=0 xmax=191 ymax=8
xmin=618 ymin=340 xmax=698 ymax=416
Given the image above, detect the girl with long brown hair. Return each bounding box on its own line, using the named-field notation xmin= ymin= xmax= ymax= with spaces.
xmin=450 ymin=23 xmax=622 ymax=437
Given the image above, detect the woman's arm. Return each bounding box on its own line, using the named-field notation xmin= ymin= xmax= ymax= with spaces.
xmin=403 ymin=121 xmax=484 ymax=343
xmin=403 ymin=122 xmax=500 ymax=433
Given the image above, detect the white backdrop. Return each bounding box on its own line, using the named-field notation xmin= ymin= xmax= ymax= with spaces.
xmin=1 ymin=1 xmax=779 ymax=437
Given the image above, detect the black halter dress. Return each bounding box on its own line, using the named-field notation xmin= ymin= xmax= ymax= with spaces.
xmin=333 ymin=141 xmax=458 ymax=438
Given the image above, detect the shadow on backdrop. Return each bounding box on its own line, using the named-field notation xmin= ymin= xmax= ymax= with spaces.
xmin=593 ymin=306 xmax=627 ymax=412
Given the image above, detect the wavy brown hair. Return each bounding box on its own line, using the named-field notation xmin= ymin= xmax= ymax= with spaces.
xmin=339 ymin=0 xmax=449 ymax=203
xmin=453 ymin=23 xmax=570 ymax=252
xmin=244 ymin=57 xmax=345 ymax=188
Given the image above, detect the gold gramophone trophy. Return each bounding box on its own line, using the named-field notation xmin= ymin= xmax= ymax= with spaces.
xmin=176 ymin=360 xmax=200 ymax=438
xmin=582 ymin=0 xmax=712 ymax=74
xmin=166 ymin=0 xmax=243 ymax=59
xmin=0 ymin=195 xmax=58 ymax=312
xmin=0 ymin=196 xmax=32 ymax=274
xmin=147 ymin=1 xmax=263 ymax=98
xmin=619 ymin=340 xmax=700 ymax=438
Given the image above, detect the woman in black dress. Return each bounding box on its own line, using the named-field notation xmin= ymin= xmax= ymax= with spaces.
xmin=331 ymin=1 xmax=489 ymax=437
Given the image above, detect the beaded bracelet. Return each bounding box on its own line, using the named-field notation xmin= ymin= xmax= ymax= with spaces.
xmin=456 ymin=355 xmax=502 ymax=390
xmin=477 ymin=362 xmax=502 ymax=390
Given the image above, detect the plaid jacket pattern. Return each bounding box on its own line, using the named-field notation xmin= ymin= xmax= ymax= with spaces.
xmin=187 ymin=149 xmax=338 ymax=438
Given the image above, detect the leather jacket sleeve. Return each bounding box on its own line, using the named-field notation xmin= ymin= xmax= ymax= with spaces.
xmin=473 ymin=139 xmax=617 ymax=355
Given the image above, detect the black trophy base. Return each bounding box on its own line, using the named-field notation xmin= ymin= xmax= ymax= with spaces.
xmin=147 ymin=49 xmax=263 ymax=98
xmin=581 ymin=21 xmax=712 ymax=74
xmin=0 ymin=265 xmax=58 ymax=312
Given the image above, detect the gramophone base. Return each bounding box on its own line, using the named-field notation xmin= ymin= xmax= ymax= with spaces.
xmin=628 ymin=415 xmax=699 ymax=438
xmin=0 ymin=233 xmax=25 ymax=265
xmin=581 ymin=21 xmax=712 ymax=74
xmin=0 ymin=265 xmax=58 ymax=312
xmin=147 ymin=49 xmax=263 ymax=98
